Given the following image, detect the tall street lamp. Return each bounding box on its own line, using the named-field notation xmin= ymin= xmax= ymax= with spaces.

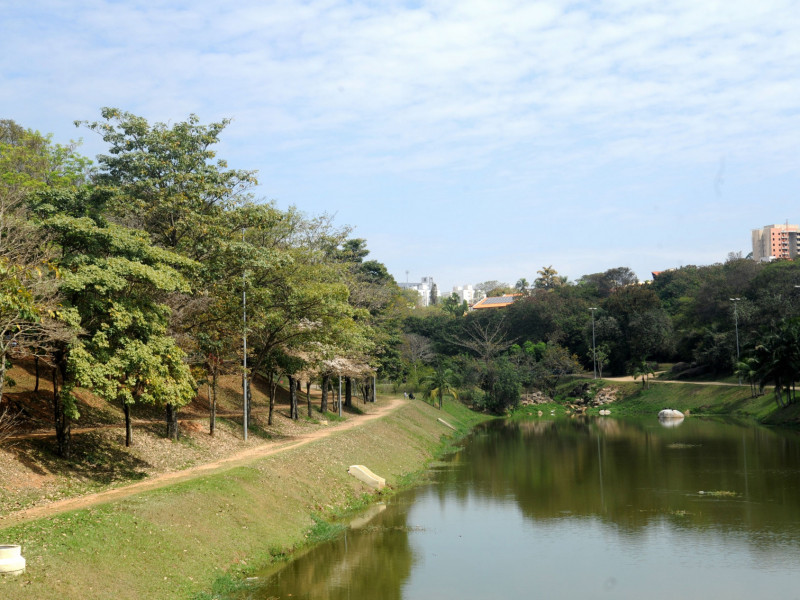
xmin=730 ymin=297 xmax=740 ymax=386
xmin=243 ymin=227 xmax=249 ymax=440
xmin=589 ymin=307 xmax=598 ymax=379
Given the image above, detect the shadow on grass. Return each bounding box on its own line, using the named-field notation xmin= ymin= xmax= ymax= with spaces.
xmin=11 ymin=431 xmax=151 ymax=484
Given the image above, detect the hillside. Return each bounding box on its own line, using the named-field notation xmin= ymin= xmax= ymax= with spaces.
xmin=0 ymin=358 xmax=354 ymax=519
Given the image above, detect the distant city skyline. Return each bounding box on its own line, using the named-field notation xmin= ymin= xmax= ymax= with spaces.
xmin=3 ymin=1 xmax=799 ymax=293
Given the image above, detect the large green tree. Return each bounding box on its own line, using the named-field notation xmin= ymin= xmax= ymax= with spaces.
xmin=44 ymin=211 xmax=197 ymax=447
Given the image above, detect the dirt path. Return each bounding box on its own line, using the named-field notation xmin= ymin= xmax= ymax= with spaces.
xmin=2 ymin=397 xmax=405 ymax=527
xmin=602 ymin=375 xmax=740 ymax=386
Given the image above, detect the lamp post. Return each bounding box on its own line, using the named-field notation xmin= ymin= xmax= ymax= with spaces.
xmin=589 ymin=307 xmax=598 ymax=379
xmin=242 ymin=227 xmax=249 ymax=440
xmin=730 ymin=298 xmax=740 ymax=386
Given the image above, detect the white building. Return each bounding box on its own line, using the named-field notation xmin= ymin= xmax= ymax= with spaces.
xmin=451 ymin=284 xmax=484 ymax=305
xmin=399 ymin=276 xmax=439 ymax=307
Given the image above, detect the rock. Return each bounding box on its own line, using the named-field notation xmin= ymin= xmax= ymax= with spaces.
xmin=348 ymin=465 xmax=386 ymax=490
xmin=520 ymin=391 xmax=552 ymax=406
xmin=592 ymin=387 xmax=618 ymax=406
xmin=658 ymin=409 xmax=684 ymax=419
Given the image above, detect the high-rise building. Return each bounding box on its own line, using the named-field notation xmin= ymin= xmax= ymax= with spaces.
xmin=752 ymin=223 xmax=800 ymax=262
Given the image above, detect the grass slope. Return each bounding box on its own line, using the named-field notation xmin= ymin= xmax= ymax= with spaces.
xmin=582 ymin=379 xmax=800 ymax=425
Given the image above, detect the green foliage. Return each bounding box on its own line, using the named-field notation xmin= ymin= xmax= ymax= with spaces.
xmin=534 ymin=265 xmax=564 ymax=290
xmin=80 ymin=108 xmax=257 ymax=261
xmin=46 ymin=213 xmax=198 ymax=436
xmin=422 ymin=365 xmax=459 ymax=410
xmin=752 ymin=318 xmax=800 ymax=407
xmin=441 ymin=292 xmax=468 ymax=317
xmin=479 ymin=356 xmax=522 ymax=413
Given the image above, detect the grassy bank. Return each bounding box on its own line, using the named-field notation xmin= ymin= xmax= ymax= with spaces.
xmin=507 ymin=376 xmax=800 ymax=427
xmin=0 ymin=396 xmax=489 ymax=600
xmin=585 ymin=380 xmax=800 ymax=425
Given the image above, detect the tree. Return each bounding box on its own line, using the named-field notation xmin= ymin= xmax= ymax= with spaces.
xmin=0 ymin=123 xmax=88 ymax=446
xmin=480 ymin=357 xmax=522 ymax=413
xmin=754 ymin=319 xmax=800 ymax=407
xmin=451 ymin=314 xmax=514 ymax=365
xmin=441 ymin=292 xmax=468 ymax=317
xmin=530 ymin=342 xmax=582 ymax=397
xmin=632 ymin=359 xmax=655 ymax=389
xmin=578 ymin=267 xmax=638 ymax=297
xmin=475 ymin=280 xmax=509 ymax=296
xmin=401 ymin=333 xmax=434 ymax=380
xmin=515 ymin=278 xmax=530 ymax=296
xmin=534 ymin=266 xmax=564 ymax=290
xmin=628 ymin=309 xmax=674 ymax=361
xmin=235 ymin=207 xmax=372 ymax=424
xmin=80 ymin=109 xmax=258 ymax=433
xmin=587 ymin=343 xmax=610 ymax=378
xmin=44 ymin=212 xmax=197 ymax=446
xmin=735 ymin=357 xmax=761 ymax=398
xmin=79 ymin=108 xmax=257 ymax=261
xmin=422 ymin=365 xmax=459 ymax=410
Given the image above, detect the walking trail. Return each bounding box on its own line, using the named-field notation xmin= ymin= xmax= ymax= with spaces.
xmin=602 ymin=375 xmax=739 ymax=386
xmin=2 ymin=397 xmax=405 ymax=527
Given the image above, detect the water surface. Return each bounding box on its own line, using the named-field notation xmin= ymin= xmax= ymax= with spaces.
xmin=246 ymin=417 xmax=800 ymax=599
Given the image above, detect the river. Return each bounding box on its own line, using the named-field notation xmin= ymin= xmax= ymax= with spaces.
xmin=241 ymin=416 xmax=800 ymax=599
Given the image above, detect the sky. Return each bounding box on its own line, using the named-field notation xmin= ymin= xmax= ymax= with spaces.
xmin=2 ymin=0 xmax=799 ymax=292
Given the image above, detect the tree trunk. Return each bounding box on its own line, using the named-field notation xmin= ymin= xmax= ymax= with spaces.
xmin=345 ymin=377 xmax=352 ymax=408
xmin=0 ymin=354 xmax=6 ymax=405
xmin=289 ymin=375 xmax=298 ymax=420
xmin=124 ymin=403 xmax=133 ymax=447
xmin=209 ymin=368 xmax=217 ymax=436
xmin=166 ymin=403 xmax=179 ymax=441
xmin=52 ymin=357 xmax=71 ymax=458
xmin=321 ymin=374 xmax=330 ymax=413
xmin=34 ymin=356 xmax=40 ymax=393
xmin=306 ymin=381 xmax=312 ymax=418
xmin=268 ymin=371 xmax=276 ymax=426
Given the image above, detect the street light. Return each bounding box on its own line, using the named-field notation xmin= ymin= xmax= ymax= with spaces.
xmin=243 ymin=227 xmax=249 ymax=440
xmin=589 ymin=307 xmax=598 ymax=379
xmin=730 ymin=298 xmax=740 ymax=386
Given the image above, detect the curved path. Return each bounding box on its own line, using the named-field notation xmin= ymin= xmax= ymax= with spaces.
xmin=602 ymin=375 xmax=740 ymax=386
xmin=2 ymin=397 xmax=405 ymax=527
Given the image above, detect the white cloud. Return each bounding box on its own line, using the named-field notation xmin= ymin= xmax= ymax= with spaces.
xmin=3 ymin=0 xmax=799 ymax=286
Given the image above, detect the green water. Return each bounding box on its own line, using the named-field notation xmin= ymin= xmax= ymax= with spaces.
xmin=245 ymin=417 xmax=800 ymax=599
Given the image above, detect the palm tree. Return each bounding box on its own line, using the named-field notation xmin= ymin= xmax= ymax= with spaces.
xmin=632 ymin=358 xmax=654 ymax=389
xmin=754 ymin=319 xmax=800 ymax=407
xmin=422 ymin=366 xmax=459 ymax=410
xmin=515 ymin=278 xmax=530 ymax=296
xmin=735 ymin=357 xmax=761 ymax=398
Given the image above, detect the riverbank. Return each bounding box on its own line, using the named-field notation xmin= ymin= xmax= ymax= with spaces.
xmin=510 ymin=377 xmax=800 ymax=427
xmin=588 ymin=379 xmax=800 ymax=426
xmin=0 ymin=396 xmax=489 ymax=599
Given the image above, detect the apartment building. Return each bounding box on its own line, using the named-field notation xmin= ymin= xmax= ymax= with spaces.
xmin=752 ymin=223 xmax=800 ymax=262
xmin=399 ymin=276 xmax=439 ymax=307
xmin=451 ymin=284 xmax=485 ymax=305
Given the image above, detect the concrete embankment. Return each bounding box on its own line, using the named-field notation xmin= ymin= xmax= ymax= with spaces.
xmin=0 ymin=397 xmax=487 ymax=600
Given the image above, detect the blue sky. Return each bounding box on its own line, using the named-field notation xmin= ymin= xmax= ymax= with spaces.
xmin=2 ymin=0 xmax=799 ymax=291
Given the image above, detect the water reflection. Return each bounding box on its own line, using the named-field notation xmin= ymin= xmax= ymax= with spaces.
xmin=245 ymin=418 xmax=800 ymax=599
